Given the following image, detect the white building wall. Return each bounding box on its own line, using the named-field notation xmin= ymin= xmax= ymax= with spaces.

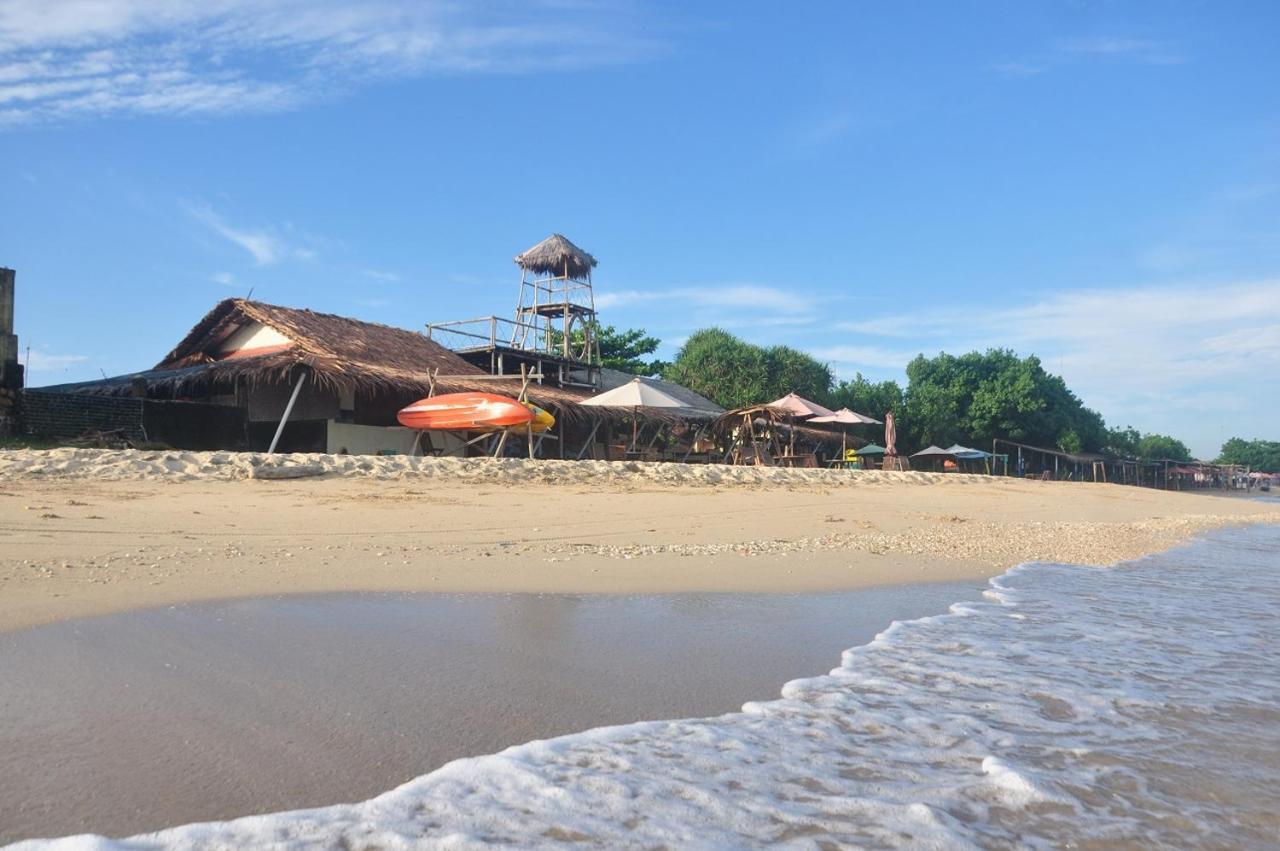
xmin=218 ymin=322 xmax=292 ymax=355
xmin=325 ymin=422 xmax=466 ymax=456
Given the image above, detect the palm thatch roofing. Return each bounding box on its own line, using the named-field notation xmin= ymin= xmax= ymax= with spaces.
xmin=41 ymin=299 xmax=706 ymax=427
xmin=513 ymin=234 xmax=597 ymax=278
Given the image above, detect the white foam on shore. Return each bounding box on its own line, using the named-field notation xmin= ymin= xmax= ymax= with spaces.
xmin=0 ymin=448 xmax=980 ymax=487
xmin=11 ymin=526 xmax=1279 ymax=849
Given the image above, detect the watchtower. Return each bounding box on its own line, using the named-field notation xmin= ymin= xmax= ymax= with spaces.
xmin=510 ymin=234 xmax=600 ymax=384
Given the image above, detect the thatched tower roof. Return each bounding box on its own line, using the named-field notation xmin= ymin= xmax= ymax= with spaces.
xmin=513 ymin=234 xmax=597 ymax=278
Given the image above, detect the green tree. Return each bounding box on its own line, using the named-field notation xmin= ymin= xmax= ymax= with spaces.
xmin=1216 ymin=437 xmax=1280 ymax=472
xmin=764 ymin=344 xmax=833 ymax=403
xmin=830 ymin=373 xmax=904 ymax=421
xmin=552 ymin=322 xmax=666 ymax=376
xmin=1136 ymin=433 xmax=1192 ymax=462
xmin=597 ymin=325 xmax=667 ymax=375
xmin=1104 ymin=426 xmax=1142 ymax=458
xmin=902 ymin=349 xmax=1107 ymax=452
xmin=663 ymin=328 xmax=834 ymax=410
xmin=664 ymin=328 xmax=772 ymax=409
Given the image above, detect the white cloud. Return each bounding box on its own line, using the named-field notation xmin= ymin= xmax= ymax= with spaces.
xmin=994 ymin=35 xmax=1184 ymax=77
xmin=599 ymin=284 xmax=816 ymax=314
xmin=210 ymin=271 xmax=236 ymax=286
xmin=25 ymin=350 xmax=89 ymax=374
xmin=360 ymin=268 xmax=401 ymax=283
xmin=1055 ymin=37 xmax=1183 ymax=64
xmin=838 ymin=279 xmax=1280 ymax=454
xmin=810 ymin=344 xmax=923 ymax=371
xmin=0 ymin=0 xmax=660 ymax=125
xmin=186 ymin=203 xmax=317 ymax=266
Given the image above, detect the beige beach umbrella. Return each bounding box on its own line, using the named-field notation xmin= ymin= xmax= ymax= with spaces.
xmin=809 ymin=407 xmax=883 ymax=457
xmin=581 ymin=378 xmax=685 ymax=449
xmin=767 ymin=392 xmax=836 ymax=419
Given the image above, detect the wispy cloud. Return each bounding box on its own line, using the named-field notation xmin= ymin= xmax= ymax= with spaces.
xmin=993 ymin=35 xmax=1185 ymax=77
xmin=210 ymin=271 xmax=237 ymax=286
xmin=24 ymin=350 xmax=89 ymax=374
xmin=841 ymin=280 xmax=1280 ymax=420
xmin=1055 ymin=37 xmax=1184 ymax=65
xmin=360 ymin=268 xmax=401 ymax=283
xmin=599 ymin=284 xmax=816 ymax=315
xmin=186 ymin=203 xmax=315 ymax=265
xmin=0 ymin=1 xmax=661 ymax=126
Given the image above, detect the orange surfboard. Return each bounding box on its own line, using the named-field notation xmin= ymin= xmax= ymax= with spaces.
xmin=397 ymin=392 xmax=534 ymax=432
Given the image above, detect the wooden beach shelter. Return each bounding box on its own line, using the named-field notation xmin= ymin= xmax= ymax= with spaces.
xmin=581 ymin=377 xmax=685 ymax=452
xmin=766 ymin=393 xmax=835 ymax=458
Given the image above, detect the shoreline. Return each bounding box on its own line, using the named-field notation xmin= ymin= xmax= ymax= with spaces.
xmin=1 ymin=581 xmax=985 ymax=843
xmin=4 ymin=450 xmax=1278 ymax=632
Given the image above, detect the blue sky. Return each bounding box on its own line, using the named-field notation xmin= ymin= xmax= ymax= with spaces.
xmin=2 ymin=1 xmax=1278 ymax=457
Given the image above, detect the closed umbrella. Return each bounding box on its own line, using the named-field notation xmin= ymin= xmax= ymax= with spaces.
xmin=884 ymin=412 xmax=898 ymax=457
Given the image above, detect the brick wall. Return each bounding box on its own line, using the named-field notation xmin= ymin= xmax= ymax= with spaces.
xmin=19 ymin=391 xmax=249 ymax=449
xmin=20 ymin=391 xmax=147 ymax=442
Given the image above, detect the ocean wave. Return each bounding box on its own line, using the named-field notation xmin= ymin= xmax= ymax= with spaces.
xmin=14 ymin=526 xmax=1280 ymax=850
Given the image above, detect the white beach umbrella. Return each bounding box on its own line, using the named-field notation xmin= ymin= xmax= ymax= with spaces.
xmin=809 ymin=408 xmax=882 ymax=457
xmin=581 ymin=378 xmax=685 ymax=449
xmin=581 ymin=378 xmax=686 ymax=409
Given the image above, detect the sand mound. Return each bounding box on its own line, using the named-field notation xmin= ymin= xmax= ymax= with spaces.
xmin=0 ymin=448 xmax=988 ymax=488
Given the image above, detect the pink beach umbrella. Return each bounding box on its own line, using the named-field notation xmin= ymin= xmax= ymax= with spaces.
xmin=884 ymin=412 xmax=897 ymax=456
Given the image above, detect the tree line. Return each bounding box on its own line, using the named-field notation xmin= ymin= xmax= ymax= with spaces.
xmin=600 ymin=324 xmax=1265 ymax=463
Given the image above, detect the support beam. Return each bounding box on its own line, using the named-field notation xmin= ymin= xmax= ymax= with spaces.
xmin=268 ymin=372 xmax=307 ymax=454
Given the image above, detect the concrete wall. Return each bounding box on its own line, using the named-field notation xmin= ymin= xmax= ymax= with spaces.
xmin=325 ymin=421 xmax=463 ymax=456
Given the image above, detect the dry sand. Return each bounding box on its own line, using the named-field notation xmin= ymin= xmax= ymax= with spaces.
xmin=2 ymin=448 xmax=1277 ymax=632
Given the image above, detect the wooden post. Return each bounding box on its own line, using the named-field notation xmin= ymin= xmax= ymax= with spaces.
xmin=267 ymin=372 xmax=307 ymax=454
xmin=576 ymin=421 xmax=601 ymax=459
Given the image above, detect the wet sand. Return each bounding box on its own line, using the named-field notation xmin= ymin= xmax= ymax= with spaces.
xmin=0 ymin=582 xmax=980 ymax=844
xmin=4 ymin=465 xmax=1278 ymax=632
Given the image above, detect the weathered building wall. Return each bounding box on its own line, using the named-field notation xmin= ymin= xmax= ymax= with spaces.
xmin=20 ymin=391 xmax=247 ymax=449
xmin=20 ymin=391 xmax=147 ymax=443
xmin=0 ymin=268 xmax=21 ymax=437
xmin=245 ymin=379 xmax=340 ymax=423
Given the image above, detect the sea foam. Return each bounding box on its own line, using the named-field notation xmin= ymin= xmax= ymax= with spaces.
xmin=14 ymin=525 xmax=1280 ymax=850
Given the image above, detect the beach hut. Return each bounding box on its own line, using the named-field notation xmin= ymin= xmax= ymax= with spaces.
xmin=765 ymin=393 xmax=835 ymax=462
xmin=33 ymin=299 xmax=637 ymax=456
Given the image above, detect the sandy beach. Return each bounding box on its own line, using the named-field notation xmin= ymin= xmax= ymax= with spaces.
xmin=3 ymin=448 xmax=1277 ymax=632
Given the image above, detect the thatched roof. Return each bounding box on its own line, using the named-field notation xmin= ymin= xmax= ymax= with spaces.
xmin=513 ymin=234 xmax=597 ymax=278
xmin=44 ymin=299 xmax=694 ymax=426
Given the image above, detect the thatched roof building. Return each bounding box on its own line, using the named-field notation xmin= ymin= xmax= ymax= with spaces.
xmin=514 ymin=234 xmax=597 ymax=279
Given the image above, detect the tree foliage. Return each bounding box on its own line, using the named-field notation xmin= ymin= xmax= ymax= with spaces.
xmin=830 ymin=373 xmax=904 ymax=421
xmin=552 ymin=322 xmax=666 ymax=376
xmin=596 ymin=324 xmax=667 ymax=376
xmin=1216 ymin=437 xmax=1280 ymax=472
xmin=663 ymin=328 xmax=832 ymax=410
xmin=1135 ymin=433 xmax=1192 ymax=462
xmin=902 ymin=349 xmax=1105 ymax=452
xmin=1105 ymin=426 xmax=1192 ymax=461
